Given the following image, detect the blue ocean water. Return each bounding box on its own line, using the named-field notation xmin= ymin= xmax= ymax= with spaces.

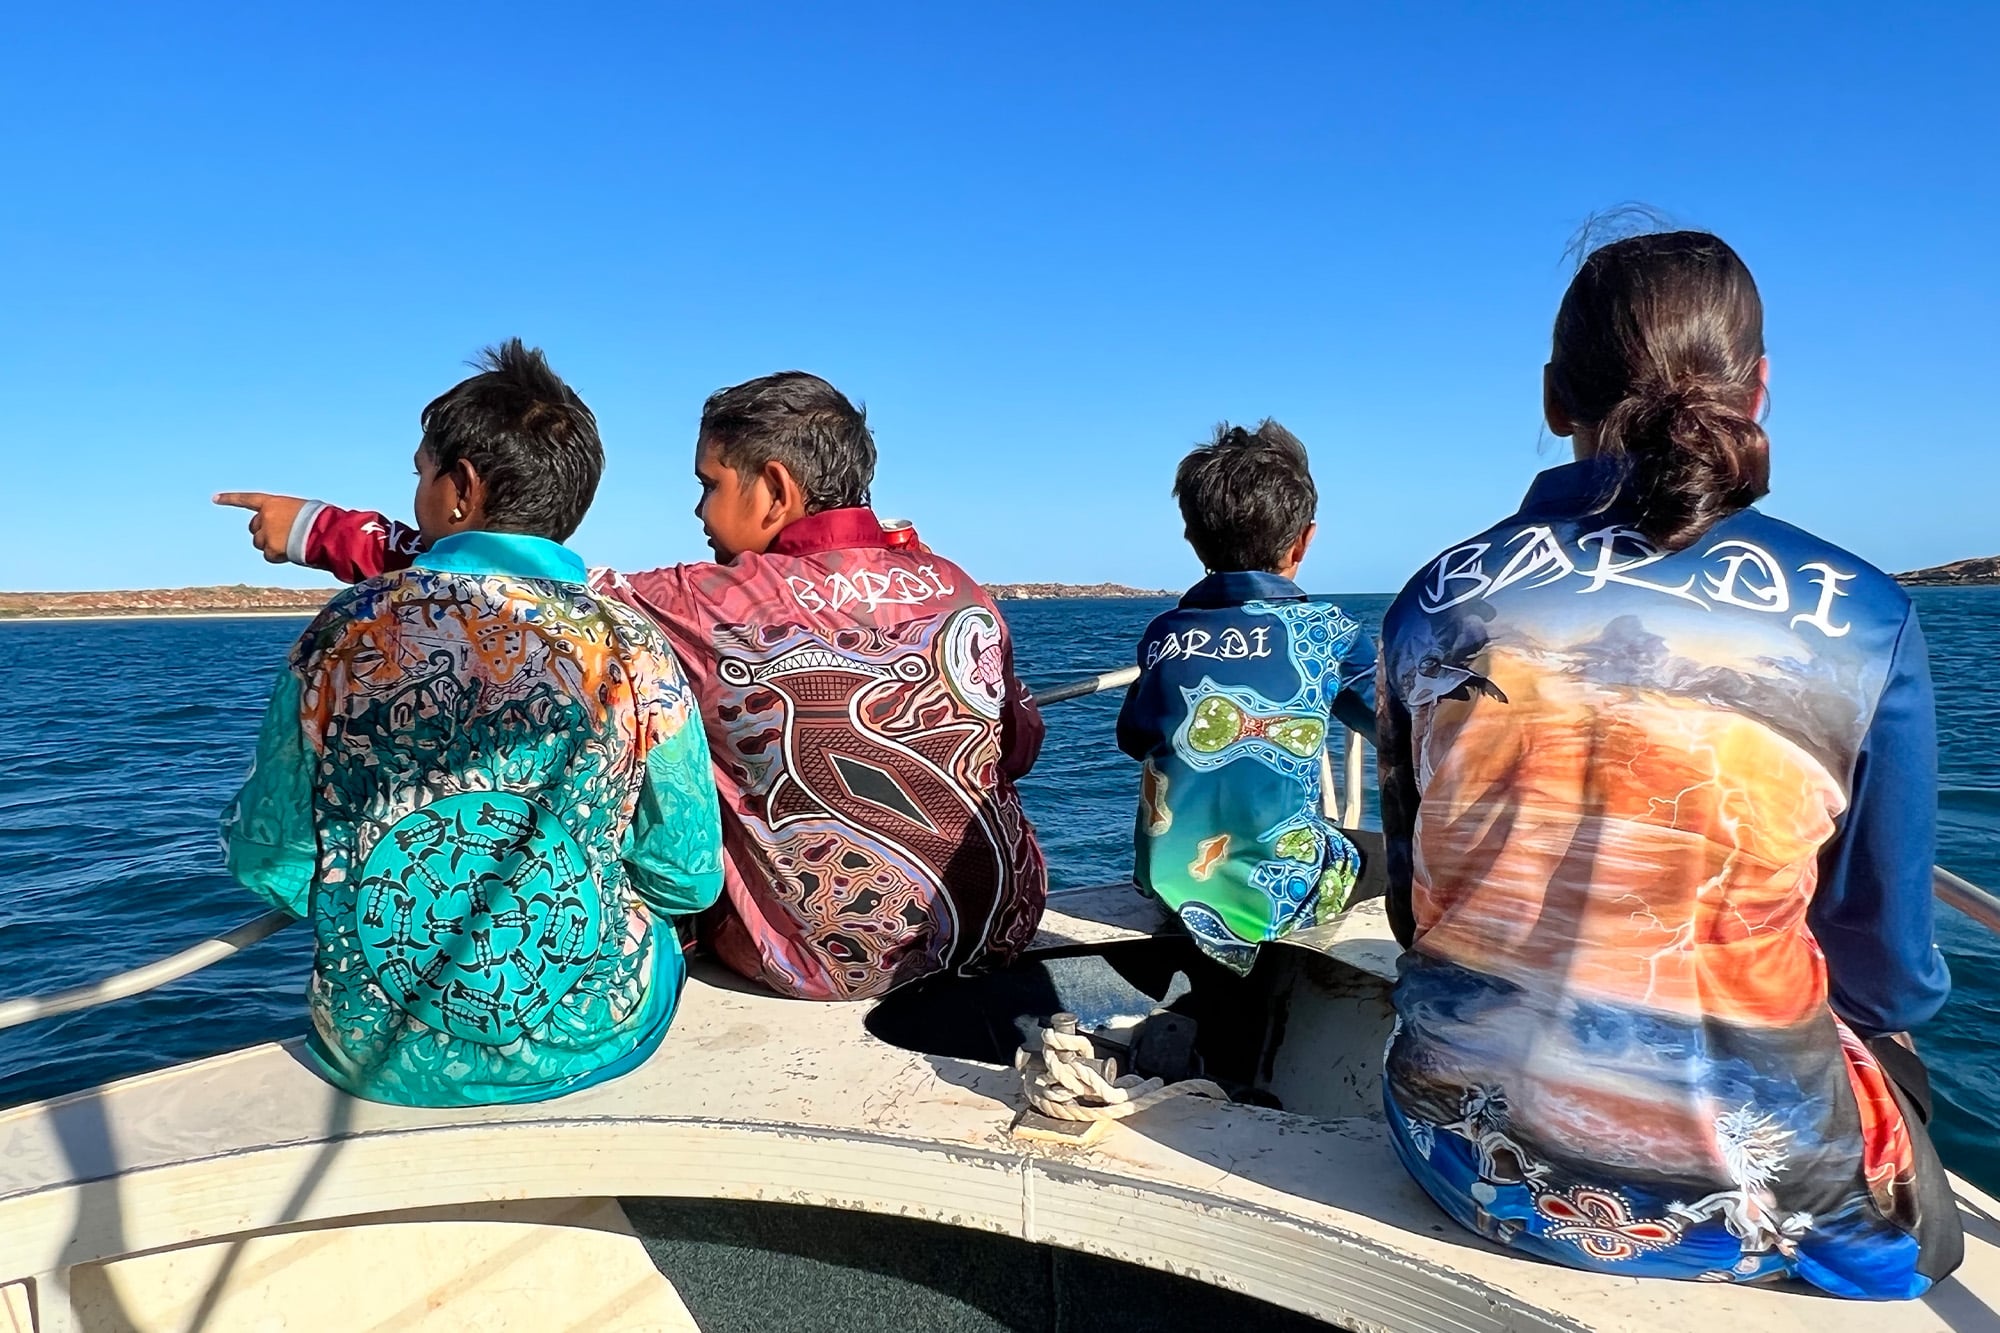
xmin=1 ymin=593 xmax=1995 ymax=1196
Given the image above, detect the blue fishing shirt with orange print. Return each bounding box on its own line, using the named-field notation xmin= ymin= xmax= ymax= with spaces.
xmin=1377 ymin=459 xmax=1952 ymax=1297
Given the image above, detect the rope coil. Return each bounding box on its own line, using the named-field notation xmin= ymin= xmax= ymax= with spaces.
xmin=1015 ymin=1013 xmax=1228 ymax=1122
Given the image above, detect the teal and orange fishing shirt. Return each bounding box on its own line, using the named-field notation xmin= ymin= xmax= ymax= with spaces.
xmin=222 ymin=531 xmax=723 ymax=1107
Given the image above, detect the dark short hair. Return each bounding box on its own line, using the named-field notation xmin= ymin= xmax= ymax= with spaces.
xmin=1173 ymin=420 xmax=1318 ymax=573
xmin=420 ymin=339 xmax=602 ymax=542
xmin=699 ymin=371 xmax=875 ymax=513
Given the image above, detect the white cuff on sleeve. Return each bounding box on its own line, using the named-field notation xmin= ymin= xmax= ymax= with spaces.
xmin=284 ymin=500 xmax=327 ymax=566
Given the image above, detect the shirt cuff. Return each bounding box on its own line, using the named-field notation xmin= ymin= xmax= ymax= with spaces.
xmin=284 ymin=500 xmax=327 ymax=566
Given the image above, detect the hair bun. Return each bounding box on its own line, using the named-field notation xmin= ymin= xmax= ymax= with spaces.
xmin=1600 ymin=375 xmax=1768 ymax=548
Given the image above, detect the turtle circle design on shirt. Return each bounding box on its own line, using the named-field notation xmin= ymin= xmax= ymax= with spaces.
xmin=940 ymin=606 xmax=1007 ymax=720
xmin=354 ymin=791 xmax=600 ymax=1046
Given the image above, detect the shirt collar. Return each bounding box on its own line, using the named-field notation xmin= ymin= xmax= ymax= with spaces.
xmin=414 ymin=531 xmax=587 ymax=582
xmin=1180 ymin=570 xmax=1307 ymax=609
xmin=1518 ymin=457 xmax=1626 ymax=519
xmin=767 ymin=507 xmax=890 ymax=557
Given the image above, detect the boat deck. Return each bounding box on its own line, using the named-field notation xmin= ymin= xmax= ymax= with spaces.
xmin=0 ymin=892 xmax=1994 ymax=1332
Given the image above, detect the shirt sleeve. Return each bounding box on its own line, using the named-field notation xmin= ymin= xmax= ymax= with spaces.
xmin=623 ymin=709 xmax=725 ymax=918
xmin=596 ymin=564 xmax=707 ymax=655
xmin=998 ymin=626 xmax=1046 ymax=781
xmin=296 ymin=503 xmax=423 ymax=583
xmin=1331 ymin=632 xmax=1380 ymax=749
xmin=1376 ymin=653 xmax=1420 ymax=949
xmin=1115 ymin=626 xmax=1159 ymax=761
xmin=1809 ymin=606 xmax=1951 ymax=1037
xmin=221 ymin=671 xmax=317 ymax=918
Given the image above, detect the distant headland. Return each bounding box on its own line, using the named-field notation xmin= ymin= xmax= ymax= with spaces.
xmin=1896 ymin=557 xmax=2000 ymax=588
xmin=987 ymin=582 xmax=1174 ymax=601
xmin=0 ymin=585 xmax=335 ymax=620
xmin=0 ymin=580 xmax=1173 ymax=620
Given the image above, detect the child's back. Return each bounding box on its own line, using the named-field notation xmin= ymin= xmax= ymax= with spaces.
xmin=222 ymin=344 xmax=723 ymax=1106
xmin=251 ymin=549 xmax=716 ymax=1104
xmin=1115 ymin=422 xmax=1374 ymax=973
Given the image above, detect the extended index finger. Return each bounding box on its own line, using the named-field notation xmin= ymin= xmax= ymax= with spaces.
xmin=212 ymin=491 xmax=272 ymax=511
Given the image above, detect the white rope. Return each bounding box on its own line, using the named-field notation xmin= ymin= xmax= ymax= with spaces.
xmin=1015 ymin=1017 xmax=1228 ymax=1123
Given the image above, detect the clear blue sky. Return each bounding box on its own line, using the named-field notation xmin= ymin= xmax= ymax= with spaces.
xmin=3 ymin=3 xmax=1993 ymax=594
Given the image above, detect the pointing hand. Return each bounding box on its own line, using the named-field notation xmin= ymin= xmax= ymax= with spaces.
xmin=213 ymin=492 xmax=309 ymax=564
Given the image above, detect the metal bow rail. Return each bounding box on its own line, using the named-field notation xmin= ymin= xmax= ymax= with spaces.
xmin=1 ymin=668 xmax=1995 ymax=1032
xmin=1935 ymin=866 xmax=2000 ymax=936
xmin=0 ymin=908 xmax=294 ymax=1030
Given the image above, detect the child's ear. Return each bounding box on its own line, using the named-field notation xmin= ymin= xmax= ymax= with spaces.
xmin=760 ymin=459 xmax=807 ymax=525
xmin=450 ymin=459 xmax=485 ymax=525
xmin=1274 ymin=523 xmax=1315 ymax=580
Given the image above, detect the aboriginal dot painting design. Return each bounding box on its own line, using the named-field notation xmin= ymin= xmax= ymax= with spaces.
xmin=1177 ymin=901 xmax=1259 ymax=973
xmin=356 ymin=791 xmax=599 ymax=1045
xmin=940 ymin=605 xmax=1008 ymax=720
xmin=1265 ymin=599 xmax=1362 ymax=696
xmin=711 ymin=609 xmax=1045 ymax=999
xmin=1183 ymin=692 xmax=1327 ymax=766
xmin=1125 ymin=596 xmax=1367 ymax=977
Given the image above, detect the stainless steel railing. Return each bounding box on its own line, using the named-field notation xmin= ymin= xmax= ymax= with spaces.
xmin=0 ymin=668 xmax=1993 ymax=1031
xmin=1935 ymin=865 xmax=2000 ymax=936
xmin=0 ymin=909 xmax=294 ymax=1030
xmin=1032 ymin=665 xmax=1140 ymax=707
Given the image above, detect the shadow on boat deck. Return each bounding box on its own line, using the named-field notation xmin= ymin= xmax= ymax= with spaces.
xmin=1928 ymin=1196 xmax=2000 ymax=1331
xmin=45 ymin=1085 xmax=141 ymax=1328
xmin=49 ymin=1045 xmax=357 ymax=1332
